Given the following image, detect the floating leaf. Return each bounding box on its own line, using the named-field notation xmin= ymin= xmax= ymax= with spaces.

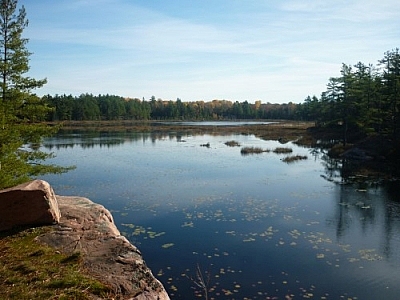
xmin=181 ymin=221 xmax=194 ymax=227
xmin=243 ymin=238 xmax=256 ymax=242
xmin=359 ymin=249 xmax=383 ymax=261
xmin=121 ymin=223 xmax=135 ymax=228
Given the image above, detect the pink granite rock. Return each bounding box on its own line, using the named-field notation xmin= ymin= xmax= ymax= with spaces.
xmin=0 ymin=180 xmax=169 ymax=299
xmin=0 ymin=180 xmax=61 ymax=231
xmin=38 ymin=196 xmax=170 ymax=300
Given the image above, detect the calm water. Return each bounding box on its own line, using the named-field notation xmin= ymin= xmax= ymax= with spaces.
xmin=41 ymin=128 xmax=400 ymax=299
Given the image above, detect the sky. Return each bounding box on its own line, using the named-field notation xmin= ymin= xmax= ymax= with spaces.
xmin=22 ymin=0 xmax=399 ymax=104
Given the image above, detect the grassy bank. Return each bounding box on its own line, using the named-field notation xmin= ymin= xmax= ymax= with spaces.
xmin=0 ymin=227 xmax=115 ymax=300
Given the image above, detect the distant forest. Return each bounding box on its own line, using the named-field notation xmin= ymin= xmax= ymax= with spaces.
xmin=44 ymin=49 xmax=399 ymax=137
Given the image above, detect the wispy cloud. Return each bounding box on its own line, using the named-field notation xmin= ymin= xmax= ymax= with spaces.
xmin=25 ymin=0 xmax=400 ymax=102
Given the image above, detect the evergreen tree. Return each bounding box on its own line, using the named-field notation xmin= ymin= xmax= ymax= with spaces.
xmin=378 ymin=48 xmax=400 ymax=136
xmin=303 ymin=48 xmax=400 ymax=145
xmin=0 ymin=0 xmax=47 ymax=126
xmin=0 ymin=0 xmax=67 ymax=189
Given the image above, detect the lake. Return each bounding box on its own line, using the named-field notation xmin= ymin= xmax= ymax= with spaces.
xmin=40 ymin=126 xmax=400 ymax=299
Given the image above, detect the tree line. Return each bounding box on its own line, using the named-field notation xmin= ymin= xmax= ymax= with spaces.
xmin=44 ymin=47 xmax=400 ymax=142
xmin=44 ymin=94 xmax=299 ymax=121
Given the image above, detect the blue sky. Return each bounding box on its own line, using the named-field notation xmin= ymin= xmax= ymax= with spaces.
xmin=23 ymin=0 xmax=399 ymax=103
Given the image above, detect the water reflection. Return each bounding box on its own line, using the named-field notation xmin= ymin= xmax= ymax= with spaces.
xmin=43 ymin=131 xmax=243 ymax=150
xmin=324 ymin=180 xmax=400 ymax=271
xmin=41 ymin=130 xmax=400 ymax=299
xmin=158 ymin=121 xmax=277 ymax=126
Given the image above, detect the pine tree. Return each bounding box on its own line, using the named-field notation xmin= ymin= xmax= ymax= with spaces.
xmin=378 ymin=48 xmax=400 ymax=136
xmin=0 ymin=0 xmax=68 ymax=189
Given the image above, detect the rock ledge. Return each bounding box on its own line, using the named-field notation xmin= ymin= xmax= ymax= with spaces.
xmin=1 ymin=180 xmax=169 ymax=300
xmin=37 ymin=195 xmax=170 ymax=300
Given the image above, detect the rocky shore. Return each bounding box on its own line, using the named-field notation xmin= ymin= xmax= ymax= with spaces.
xmin=0 ymin=180 xmax=170 ymax=300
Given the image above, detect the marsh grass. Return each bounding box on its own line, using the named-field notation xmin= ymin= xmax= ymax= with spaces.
xmin=282 ymin=155 xmax=308 ymax=163
xmin=224 ymin=140 xmax=241 ymax=147
xmin=54 ymin=120 xmax=312 ymax=136
xmin=273 ymin=147 xmax=293 ymax=154
xmin=240 ymin=147 xmax=270 ymax=155
xmin=0 ymin=227 xmax=114 ymax=300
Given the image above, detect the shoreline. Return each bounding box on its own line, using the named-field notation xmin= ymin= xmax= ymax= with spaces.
xmin=47 ymin=119 xmax=400 ymax=180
